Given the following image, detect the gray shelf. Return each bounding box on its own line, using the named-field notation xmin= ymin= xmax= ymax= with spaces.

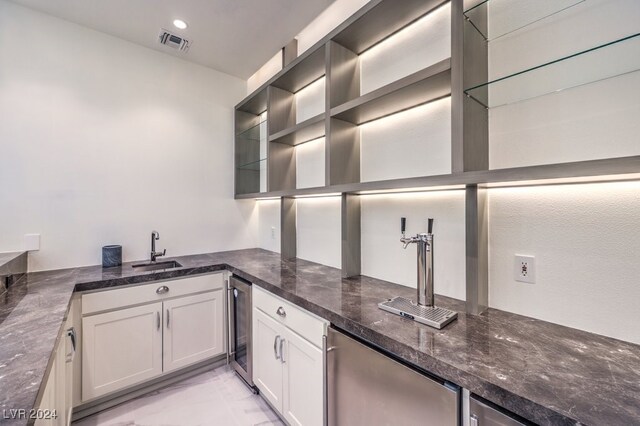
xmin=235 ymin=155 xmax=640 ymax=199
xmin=330 ymin=59 xmax=451 ymax=125
xmin=271 ymin=46 xmax=326 ymax=93
xmin=237 ymin=88 xmax=268 ymax=115
xmin=268 ymin=114 xmax=325 ymax=146
xmin=332 ymin=0 xmax=449 ymax=53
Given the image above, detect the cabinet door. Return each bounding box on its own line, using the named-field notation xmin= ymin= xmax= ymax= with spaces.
xmin=282 ymin=328 xmax=324 ymax=426
xmin=163 ymin=290 xmax=225 ymax=373
xmin=253 ymin=308 xmax=284 ymax=412
xmin=35 ymin=353 xmax=56 ymax=426
xmin=82 ymin=302 xmax=163 ymax=401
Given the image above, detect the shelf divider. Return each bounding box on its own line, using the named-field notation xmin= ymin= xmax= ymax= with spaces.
xmin=330 ymin=58 xmax=451 ymax=125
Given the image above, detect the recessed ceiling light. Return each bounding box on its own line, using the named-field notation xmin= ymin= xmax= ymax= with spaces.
xmin=173 ymin=19 xmax=188 ymax=30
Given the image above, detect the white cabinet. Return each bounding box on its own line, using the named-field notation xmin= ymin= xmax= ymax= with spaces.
xmin=163 ymin=291 xmax=224 ymax=373
xmin=81 ymin=273 xmax=225 ymax=402
xmin=253 ymin=308 xmax=284 ymax=409
xmin=82 ymin=303 xmax=163 ymax=400
xmin=282 ymin=327 xmax=323 ymax=426
xmin=37 ymin=300 xmax=78 ymax=426
xmin=252 ymin=286 xmax=327 ymax=426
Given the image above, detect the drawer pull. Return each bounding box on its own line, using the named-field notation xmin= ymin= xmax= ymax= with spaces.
xmin=156 ymin=285 xmax=170 ymax=294
xmin=279 ymin=338 xmax=286 ymax=363
xmin=274 ymin=335 xmax=281 ymax=360
xmin=276 ymin=306 xmax=286 ymax=318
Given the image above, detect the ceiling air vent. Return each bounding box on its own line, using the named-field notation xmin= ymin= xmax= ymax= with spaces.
xmin=158 ymin=29 xmax=190 ymax=52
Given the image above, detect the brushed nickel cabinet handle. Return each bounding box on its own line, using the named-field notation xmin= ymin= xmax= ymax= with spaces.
xmin=279 ymin=338 xmax=285 ymax=364
xmin=157 ymin=311 xmax=160 ymax=330
xmin=276 ymin=306 xmax=286 ymax=317
xmin=166 ymin=309 xmax=170 ymax=328
xmin=156 ymin=285 xmax=169 ymax=295
xmin=274 ymin=335 xmax=281 ymax=360
xmin=227 ymin=286 xmax=234 ymax=357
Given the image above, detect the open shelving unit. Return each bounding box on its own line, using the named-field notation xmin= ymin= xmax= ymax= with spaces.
xmin=234 ymin=0 xmax=640 ymax=316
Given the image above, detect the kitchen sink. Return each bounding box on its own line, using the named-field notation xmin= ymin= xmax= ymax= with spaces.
xmin=131 ymin=260 xmax=182 ymax=272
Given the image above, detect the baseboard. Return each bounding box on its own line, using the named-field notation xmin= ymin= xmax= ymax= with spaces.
xmin=72 ymin=355 xmax=227 ymax=421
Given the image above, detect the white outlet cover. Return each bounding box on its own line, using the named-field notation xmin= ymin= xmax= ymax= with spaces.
xmin=515 ymin=255 xmax=535 ymax=284
xmin=24 ymin=233 xmax=41 ymax=251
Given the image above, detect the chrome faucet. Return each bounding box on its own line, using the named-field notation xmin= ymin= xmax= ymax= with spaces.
xmin=400 ymin=218 xmax=434 ymax=307
xmin=150 ymin=231 xmax=166 ymax=262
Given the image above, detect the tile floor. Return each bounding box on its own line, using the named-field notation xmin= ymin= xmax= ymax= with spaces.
xmin=73 ymin=366 xmax=284 ymax=426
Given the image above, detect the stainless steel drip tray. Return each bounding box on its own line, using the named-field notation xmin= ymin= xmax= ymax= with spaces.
xmin=378 ymin=296 xmax=458 ymax=329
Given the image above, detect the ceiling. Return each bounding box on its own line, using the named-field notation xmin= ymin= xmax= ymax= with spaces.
xmin=8 ymin=0 xmax=335 ymax=78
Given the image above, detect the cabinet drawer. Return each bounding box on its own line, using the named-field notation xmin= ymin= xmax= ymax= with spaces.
xmin=82 ymin=273 xmax=224 ymax=315
xmin=253 ymin=286 xmax=327 ymax=348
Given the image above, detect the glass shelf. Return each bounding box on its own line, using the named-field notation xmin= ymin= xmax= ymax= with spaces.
xmin=236 ymin=121 xmax=266 ymax=142
xmin=464 ymin=33 xmax=640 ymax=108
xmin=237 ymin=158 xmax=266 ymax=172
xmin=464 ymin=0 xmax=586 ymax=41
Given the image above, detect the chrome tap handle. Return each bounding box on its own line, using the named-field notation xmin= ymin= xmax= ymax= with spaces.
xmin=427 ymin=218 xmax=434 ymax=234
xmin=400 ymin=235 xmax=414 ymax=249
xmin=400 ymin=217 xmax=406 ymax=235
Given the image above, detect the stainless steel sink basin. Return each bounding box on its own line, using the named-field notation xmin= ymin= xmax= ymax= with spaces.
xmin=131 ymin=260 xmax=182 ymax=272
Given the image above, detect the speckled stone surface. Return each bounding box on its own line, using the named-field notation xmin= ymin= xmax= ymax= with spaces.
xmin=1 ymin=249 xmax=639 ymax=426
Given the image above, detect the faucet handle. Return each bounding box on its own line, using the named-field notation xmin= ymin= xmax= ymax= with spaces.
xmin=401 ymin=217 xmax=406 ymax=235
xmin=427 ymin=218 xmax=434 ymax=234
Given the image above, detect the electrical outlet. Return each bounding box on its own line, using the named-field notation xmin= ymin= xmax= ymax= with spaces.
xmin=271 ymin=226 xmax=276 ymax=240
xmin=514 ymin=255 xmax=535 ymax=283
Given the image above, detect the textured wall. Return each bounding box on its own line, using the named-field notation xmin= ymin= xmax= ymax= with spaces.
xmin=488 ymin=181 xmax=640 ymax=344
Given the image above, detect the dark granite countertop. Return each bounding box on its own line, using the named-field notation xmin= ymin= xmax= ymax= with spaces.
xmin=1 ymin=249 xmax=639 ymax=425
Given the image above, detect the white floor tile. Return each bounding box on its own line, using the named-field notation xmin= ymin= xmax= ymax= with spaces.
xmin=73 ymin=366 xmax=284 ymax=426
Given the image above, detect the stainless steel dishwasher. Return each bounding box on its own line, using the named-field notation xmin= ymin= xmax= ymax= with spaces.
xmin=469 ymin=395 xmax=527 ymax=426
xmin=326 ymin=327 xmax=460 ymax=426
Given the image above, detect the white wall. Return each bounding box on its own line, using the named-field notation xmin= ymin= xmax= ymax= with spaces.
xmin=360 ymin=98 xmax=452 ymax=182
xmin=295 ymin=77 xmax=326 ymax=123
xmin=488 ymin=181 xmax=640 ymax=344
xmin=296 ymin=138 xmax=326 ymax=189
xmin=359 ymin=3 xmax=450 ymax=94
xmin=296 ymin=197 xmax=341 ymax=269
xmin=0 ymin=1 xmax=257 ymax=271
xmin=361 ymin=191 xmax=466 ymax=300
xmin=257 ymin=200 xmax=280 ymax=253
